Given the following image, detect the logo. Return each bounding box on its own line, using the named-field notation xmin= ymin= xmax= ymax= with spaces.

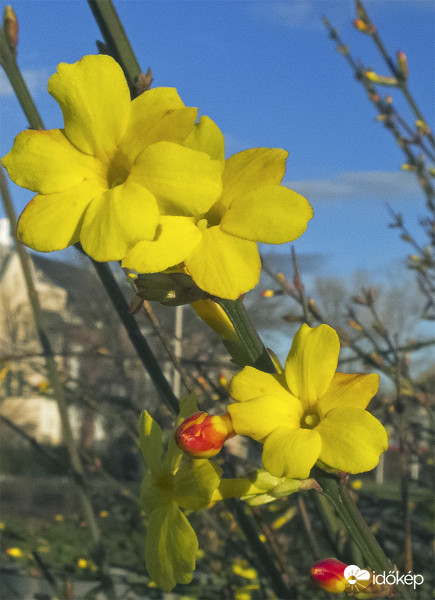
xmin=344 ymin=565 xmax=425 ymax=592
xmin=343 ymin=564 xmax=371 ymax=592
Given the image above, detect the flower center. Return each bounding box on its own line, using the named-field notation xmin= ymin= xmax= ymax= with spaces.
xmin=106 ymin=150 xmax=131 ymax=189
xmin=301 ymin=411 xmax=320 ymax=429
xmin=197 ymin=218 xmax=208 ymax=230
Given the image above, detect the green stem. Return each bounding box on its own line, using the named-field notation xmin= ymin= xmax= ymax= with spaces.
xmin=87 ymin=0 xmax=142 ymax=93
xmin=318 ymin=473 xmax=414 ymax=600
xmin=88 ymin=257 xmax=180 ymax=414
xmin=0 ymin=29 xmax=44 ymax=129
xmin=216 ymin=298 xmax=276 ymax=373
xmin=226 ymin=499 xmax=293 ymax=598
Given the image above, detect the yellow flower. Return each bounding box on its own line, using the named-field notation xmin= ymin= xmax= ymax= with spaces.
xmin=232 ymin=560 xmax=258 ymax=579
xmin=6 ymin=547 xmax=23 ymax=558
xmin=77 ymin=558 xmax=88 ymax=569
xmin=351 ymin=479 xmax=363 ymax=490
xmin=227 ymin=324 xmax=388 ymax=478
xmin=2 ymin=55 xmax=222 ymax=262
xmin=123 ymin=116 xmax=313 ymax=299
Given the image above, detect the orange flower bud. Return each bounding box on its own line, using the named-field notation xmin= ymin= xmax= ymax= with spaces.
xmin=348 ymin=319 xmax=362 ymax=331
xmin=261 ymin=289 xmax=274 ymax=298
xmin=218 ymin=373 xmax=228 ymax=388
xmin=353 ymin=19 xmax=376 ymax=34
xmin=416 ymin=119 xmax=431 ymax=135
xmin=3 ymin=6 xmax=18 ymax=55
xmin=397 ymin=51 xmax=409 ymax=80
xmin=370 ymin=352 xmax=383 ymax=366
xmin=175 ymin=412 xmax=235 ymax=458
xmin=311 ymin=558 xmax=348 ymax=593
xmin=6 ymin=547 xmax=23 ymax=558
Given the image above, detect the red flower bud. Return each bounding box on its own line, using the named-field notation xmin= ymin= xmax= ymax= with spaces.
xmin=261 ymin=289 xmax=275 ymax=298
xmin=175 ymin=412 xmax=235 ymax=458
xmin=311 ymin=559 xmax=384 ymax=595
xmin=353 ymin=19 xmax=376 ymax=34
xmin=311 ymin=558 xmax=348 ymax=593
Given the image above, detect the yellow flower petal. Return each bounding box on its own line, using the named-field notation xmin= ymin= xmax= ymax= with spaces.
xmin=48 ymin=55 xmax=130 ymax=160
xmin=183 ymin=115 xmax=225 ymax=168
xmin=221 ymin=185 xmax=313 ymax=244
xmin=80 ymin=182 xmax=159 ymax=261
xmin=131 ymin=142 xmax=222 ymax=216
xmin=17 ymin=180 xmax=103 ymax=252
xmin=184 ymin=226 xmax=260 ymax=299
xmin=318 ymin=372 xmax=379 ymax=417
xmin=2 ymin=129 xmax=105 ymax=194
xmin=315 ymin=407 xmax=388 ymax=473
xmin=119 ymin=87 xmax=197 ymax=160
xmin=221 ymin=148 xmax=288 ymax=211
xmin=262 ymin=427 xmax=321 ymax=478
xmin=123 ymin=216 xmax=202 ymax=273
xmin=229 ymin=366 xmax=287 ymax=402
xmin=285 ymin=324 xmax=340 ymax=408
xmin=228 ymin=395 xmax=301 ymax=442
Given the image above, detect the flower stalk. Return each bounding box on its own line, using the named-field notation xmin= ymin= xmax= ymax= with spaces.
xmin=0 ymin=26 xmax=44 ymax=129
xmin=316 ymin=472 xmax=413 ymax=600
xmin=215 ymin=297 xmax=276 ymax=373
xmin=87 ymin=0 xmax=142 ymax=94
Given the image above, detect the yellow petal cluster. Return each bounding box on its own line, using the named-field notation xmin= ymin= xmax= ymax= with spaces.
xmin=3 ymin=55 xmax=313 ymax=300
xmin=2 ymin=55 xmax=222 ymax=262
xmin=124 ymin=116 xmax=313 ymax=299
xmin=228 ymin=324 xmax=388 ymax=478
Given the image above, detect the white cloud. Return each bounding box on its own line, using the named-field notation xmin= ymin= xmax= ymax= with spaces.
xmin=285 ymin=170 xmax=420 ymax=202
xmin=0 ymin=68 xmax=49 ymax=98
xmin=248 ymin=0 xmax=352 ymax=31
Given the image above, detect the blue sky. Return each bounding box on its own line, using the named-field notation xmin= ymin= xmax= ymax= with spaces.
xmin=1 ymin=0 xmax=434 ymax=282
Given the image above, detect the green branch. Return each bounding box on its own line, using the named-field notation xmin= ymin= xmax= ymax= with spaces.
xmin=317 ymin=473 xmax=413 ymax=600
xmin=216 ymin=298 xmax=276 ymax=373
xmin=88 ymin=257 xmax=180 ymax=414
xmin=87 ymin=0 xmax=142 ymax=93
